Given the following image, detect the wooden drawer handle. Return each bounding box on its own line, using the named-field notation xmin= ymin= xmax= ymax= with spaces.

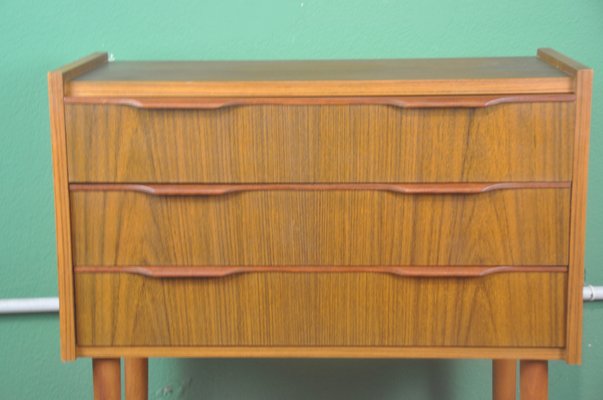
xmin=69 ymin=182 xmax=570 ymax=196
xmin=64 ymin=93 xmax=576 ymax=109
xmin=75 ymin=265 xmax=568 ymax=278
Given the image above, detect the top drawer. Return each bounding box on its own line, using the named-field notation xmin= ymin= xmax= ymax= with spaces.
xmin=64 ymin=98 xmax=575 ymax=183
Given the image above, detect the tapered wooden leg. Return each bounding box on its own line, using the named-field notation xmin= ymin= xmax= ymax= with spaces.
xmin=493 ymin=360 xmax=517 ymax=400
xmin=520 ymin=360 xmax=548 ymax=400
xmin=125 ymin=358 xmax=148 ymax=400
xmin=93 ymin=358 xmax=121 ymax=400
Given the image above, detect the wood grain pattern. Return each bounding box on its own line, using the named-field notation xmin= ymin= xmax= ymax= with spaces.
xmin=65 ymin=78 xmax=574 ymax=98
xmin=538 ymin=48 xmax=590 ymax=79
xmin=74 ymin=265 xmax=568 ymax=278
xmin=69 ymin=182 xmax=570 ymax=196
xmin=66 ymin=57 xmax=573 ymax=97
xmin=520 ymin=361 xmax=548 ymax=400
xmin=92 ymin=358 xmax=121 ymax=400
xmin=63 ymin=93 xmax=575 ymax=109
xmin=539 ymin=48 xmax=593 ymax=365
xmin=64 ymin=102 xmax=575 ymax=183
xmin=50 ymin=50 xmax=591 ymax=376
xmin=77 ymin=346 xmax=565 ymax=360
xmin=74 ymin=272 xmax=567 ymax=348
xmin=70 ymin=188 xmax=570 ymax=266
xmin=48 ymin=52 xmax=108 ymax=361
xmin=125 ymin=358 xmax=148 ymax=400
xmin=73 ymin=57 xmax=571 ymax=81
xmin=493 ymin=360 xmax=517 ymax=400
xmin=59 ymin=53 xmax=110 ymax=83
xmin=564 ymin=64 xmax=593 ymax=366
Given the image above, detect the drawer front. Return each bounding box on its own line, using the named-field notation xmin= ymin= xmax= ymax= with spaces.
xmin=70 ymin=187 xmax=569 ymax=266
xmin=65 ymin=101 xmax=574 ymax=183
xmin=74 ymin=272 xmax=566 ymax=347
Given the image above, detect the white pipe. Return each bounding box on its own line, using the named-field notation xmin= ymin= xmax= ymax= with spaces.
xmin=0 ymin=297 xmax=59 ymax=314
xmin=1 ymin=286 xmax=603 ymax=314
xmin=583 ymin=285 xmax=603 ymax=302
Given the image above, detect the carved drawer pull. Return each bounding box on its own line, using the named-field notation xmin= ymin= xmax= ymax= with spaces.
xmin=64 ymin=94 xmax=576 ymax=109
xmin=69 ymin=182 xmax=570 ymax=196
xmin=74 ymin=265 xmax=568 ymax=279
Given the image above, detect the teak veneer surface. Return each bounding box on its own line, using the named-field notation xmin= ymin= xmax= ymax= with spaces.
xmin=561 ymin=52 xmax=593 ymax=364
xmin=67 ymin=57 xmax=573 ymax=97
xmin=74 ymin=272 xmax=566 ymax=348
xmin=77 ymin=346 xmax=565 ymax=361
xmin=48 ymin=52 xmax=109 ymax=361
xmin=65 ymin=102 xmax=574 ymax=183
xmin=70 ymin=188 xmax=569 ymax=267
xmin=73 ymin=57 xmax=569 ymax=82
xmin=49 ymin=50 xmax=592 ymax=375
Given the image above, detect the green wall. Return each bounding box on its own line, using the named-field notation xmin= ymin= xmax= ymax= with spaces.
xmin=1 ymin=0 xmax=602 ymax=398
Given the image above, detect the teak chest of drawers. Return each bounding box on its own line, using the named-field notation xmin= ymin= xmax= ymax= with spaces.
xmin=48 ymin=49 xmax=592 ymax=400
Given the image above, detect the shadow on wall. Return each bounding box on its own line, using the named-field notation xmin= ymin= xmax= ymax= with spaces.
xmin=159 ymin=359 xmax=463 ymax=400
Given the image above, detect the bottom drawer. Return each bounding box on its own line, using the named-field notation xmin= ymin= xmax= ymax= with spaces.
xmin=74 ymin=272 xmax=566 ymax=348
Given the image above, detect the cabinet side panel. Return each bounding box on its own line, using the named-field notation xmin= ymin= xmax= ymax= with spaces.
xmin=48 ymin=72 xmax=76 ymax=361
xmin=48 ymin=52 xmax=108 ymax=361
xmin=566 ymin=68 xmax=593 ymax=364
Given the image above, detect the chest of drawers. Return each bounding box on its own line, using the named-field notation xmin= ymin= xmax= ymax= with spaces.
xmin=48 ymin=49 xmax=592 ymax=400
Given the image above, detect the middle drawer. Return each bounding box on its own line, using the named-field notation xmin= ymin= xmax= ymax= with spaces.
xmin=70 ymin=185 xmax=569 ymax=266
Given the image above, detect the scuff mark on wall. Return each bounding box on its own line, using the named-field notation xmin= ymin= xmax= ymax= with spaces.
xmin=153 ymin=378 xmax=193 ymax=399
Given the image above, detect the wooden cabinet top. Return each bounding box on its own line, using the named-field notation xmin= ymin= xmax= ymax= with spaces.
xmin=63 ymin=48 xmax=587 ymax=97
